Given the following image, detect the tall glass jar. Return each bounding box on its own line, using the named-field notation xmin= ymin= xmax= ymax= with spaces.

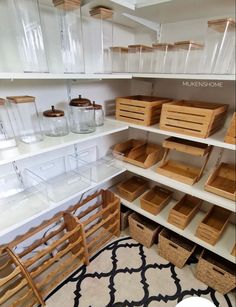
xmin=0 ymin=98 xmax=17 ymax=150
xmin=69 ymin=95 xmax=96 ymax=134
xmin=53 ymin=0 xmax=85 ymax=73
xmin=93 ymin=102 xmax=104 ymax=126
xmin=7 ymin=96 xmax=43 ymax=144
xmin=43 ymin=106 xmax=69 ymax=137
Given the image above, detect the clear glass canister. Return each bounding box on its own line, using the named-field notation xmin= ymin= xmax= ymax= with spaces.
xmin=93 ymin=102 xmax=104 ymax=126
xmin=0 ymin=98 xmax=17 ymax=150
xmin=69 ymin=95 xmax=96 ymax=134
xmin=7 ymin=96 xmax=43 ymax=144
xmin=43 ymin=105 xmax=69 ymax=137
xmin=110 ymin=47 xmax=128 ymax=72
xmin=128 ymin=45 xmax=153 ymax=73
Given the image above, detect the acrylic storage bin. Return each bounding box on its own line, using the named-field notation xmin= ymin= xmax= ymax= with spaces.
xmin=7 ymin=96 xmax=43 ymax=144
xmin=10 ymin=0 xmax=48 ymax=72
xmin=0 ymin=98 xmax=17 ymax=150
xmin=110 ymin=47 xmax=128 ymax=72
xmin=0 ymin=172 xmax=48 ymax=232
xmin=152 ymin=43 xmax=174 ymax=73
xmin=128 ymin=45 xmax=153 ymax=73
xmin=53 ymin=0 xmax=84 ymax=73
xmin=201 ymin=18 xmax=236 ymax=74
xmin=88 ymin=7 xmax=113 ymax=73
xmin=174 ymin=41 xmax=204 ymax=74
xmin=25 ymin=156 xmax=91 ymax=202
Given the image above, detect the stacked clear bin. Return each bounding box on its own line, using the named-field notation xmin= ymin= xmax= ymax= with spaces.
xmin=128 ymin=45 xmax=153 ymax=73
xmin=53 ymin=0 xmax=84 ymax=73
xmin=0 ymin=170 xmax=48 ymax=232
xmin=89 ymin=7 xmax=113 ymax=73
xmin=200 ymin=18 xmax=235 ymax=74
xmin=110 ymin=47 xmax=128 ymax=73
xmin=0 ymin=98 xmax=17 ymax=150
xmin=10 ymin=0 xmax=48 ymax=72
xmin=152 ymin=43 xmax=174 ymax=73
xmin=173 ymin=41 xmax=204 ymax=74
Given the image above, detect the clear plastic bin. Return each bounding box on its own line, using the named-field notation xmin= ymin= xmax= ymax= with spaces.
xmin=25 ymin=156 xmax=91 ymax=202
xmin=152 ymin=43 xmax=174 ymax=73
xmin=167 ymin=44 xmax=181 ymax=73
xmin=200 ymin=18 xmax=236 ymax=74
xmin=128 ymin=45 xmax=153 ymax=73
xmin=0 ymin=172 xmax=48 ymax=231
xmin=54 ymin=1 xmax=84 ymax=73
xmin=174 ymin=41 xmax=204 ymax=74
xmin=110 ymin=47 xmax=128 ymax=73
xmin=0 ymin=99 xmax=17 ymax=150
xmin=11 ymin=0 xmax=48 ymax=73
xmin=70 ymin=146 xmax=123 ymax=183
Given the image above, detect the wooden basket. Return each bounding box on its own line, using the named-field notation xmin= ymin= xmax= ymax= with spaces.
xmin=225 ymin=113 xmax=236 ymax=144
xmin=4 ymin=212 xmax=88 ymax=303
xmin=205 ymin=162 xmax=236 ymax=201
xmin=157 ymin=228 xmax=196 ymax=268
xmin=196 ymin=250 xmax=236 ymax=294
xmin=195 ymin=206 xmax=231 ymax=245
xmin=120 ymin=207 xmax=132 ymax=230
xmin=128 ymin=213 xmax=161 ymax=248
xmin=168 ymin=195 xmax=202 ymax=230
xmin=160 ymin=100 xmax=228 ymax=138
xmin=117 ymin=176 xmax=148 ymax=201
xmin=231 ymin=244 xmax=236 ymax=257
xmin=140 ymin=186 xmax=173 ymax=215
xmin=69 ymin=190 xmax=120 ymax=257
xmin=112 ymin=139 xmax=146 ymax=161
xmin=116 ymin=95 xmax=171 ymax=126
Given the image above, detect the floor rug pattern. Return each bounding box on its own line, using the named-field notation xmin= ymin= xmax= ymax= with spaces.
xmin=45 ymin=237 xmax=235 ymax=307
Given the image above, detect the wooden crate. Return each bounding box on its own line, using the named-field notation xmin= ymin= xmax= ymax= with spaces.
xmin=225 ymin=113 xmax=236 ymax=144
xmin=112 ymin=139 xmax=146 ymax=160
xmin=4 ymin=212 xmax=88 ymax=303
xmin=196 ymin=250 xmax=236 ymax=294
xmin=160 ymin=100 xmax=228 ymax=138
xmin=117 ymin=176 xmax=148 ymax=201
xmin=116 ymin=95 xmax=171 ymax=126
xmin=128 ymin=213 xmax=161 ymax=248
xmin=157 ymin=228 xmax=196 ymax=268
xmin=69 ymin=190 xmax=121 ymax=257
xmin=205 ymin=162 xmax=236 ymax=201
xmin=195 ymin=206 xmax=231 ymax=245
xmin=120 ymin=206 xmax=132 ymax=230
xmin=231 ymin=244 xmax=236 ymax=257
xmin=140 ymin=185 xmax=173 ymax=215
xmin=168 ymin=195 xmax=202 ymax=230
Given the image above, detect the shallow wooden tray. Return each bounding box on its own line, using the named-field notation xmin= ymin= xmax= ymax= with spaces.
xmin=112 ymin=139 xmax=146 ymax=160
xmin=168 ymin=194 xmax=202 ymax=229
xmin=195 ymin=206 xmax=231 ymax=245
xmin=205 ymin=162 xmax=236 ymax=201
xmin=117 ymin=176 xmax=148 ymax=201
xmin=140 ymin=186 xmax=173 ymax=215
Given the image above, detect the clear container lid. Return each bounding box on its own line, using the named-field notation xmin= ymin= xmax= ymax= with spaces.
xmin=43 ymin=105 xmax=65 ymax=117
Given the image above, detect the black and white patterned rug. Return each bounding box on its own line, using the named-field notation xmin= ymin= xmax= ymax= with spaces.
xmin=45 ymin=237 xmax=235 ymax=307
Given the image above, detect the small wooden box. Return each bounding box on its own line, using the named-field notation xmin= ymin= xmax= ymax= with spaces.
xmin=120 ymin=206 xmax=132 ymax=230
xmin=117 ymin=176 xmax=148 ymax=201
xmin=112 ymin=139 xmax=146 ymax=160
xmin=116 ymin=95 xmax=171 ymax=126
xmin=168 ymin=195 xmax=202 ymax=230
xmin=158 ymin=228 xmax=196 ymax=268
xmin=195 ymin=206 xmax=231 ymax=245
xmin=205 ymin=162 xmax=236 ymax=201
xmin=129 ymin=213 xmax=161 ymax=248
xmin=225 ymin=113 xmax=236 ymax=144
xmin=140 ymin=186 xmax=172 ymax=215
xmin=160 ymin=100 xmax=228 ymax=138
xmin=196 ymin=250 xmax=236 ymax=294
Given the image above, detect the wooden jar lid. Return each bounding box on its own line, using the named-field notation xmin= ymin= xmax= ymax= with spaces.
xmin=6 ymin=96 xmax=36 ymax=104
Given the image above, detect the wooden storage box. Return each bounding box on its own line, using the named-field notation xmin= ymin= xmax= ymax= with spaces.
xmin=128 ymin=213 xmax=161 ymax=248
xmin=120 ymin=206 xmax=133 ymax=230
xmin=195 ymin=206 xmax=231 ymax=245
xmin=113 ymin=139 xmax=146 ymax=160
xmin=140 ymin=185 xmax=173 ymax=215
xmin=196 ymin=250 xmax=236 ymax=294
xmin=205 ymin=162 xmax=236 ymax=201
xmin=225 ymin=113 xmax=236 ymax=144
xmin=168 ymin=194 xmax=202 ymax=230
xmin=160 ymin=100 xmax=228 ymax=138
xmin=116 ymin=95 xmax=171 ymax=126
xmin=158 ymin=228 xmax=196 ymax=268
xmin=117 ymin=176 xmax=148 ymax=201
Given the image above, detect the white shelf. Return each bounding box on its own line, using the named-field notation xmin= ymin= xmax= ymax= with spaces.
xmin=0 ymin=120 xmax=129 ymax=166
xmin=115 ymin=160 xmax=236 ymax=212
xmin=106 ymin=117 xmax=236 ymax=151
xmin=115 ymin=189 xmax=235 ymax=263
xmin=133 ymin=73 xmax=235 ymax=81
